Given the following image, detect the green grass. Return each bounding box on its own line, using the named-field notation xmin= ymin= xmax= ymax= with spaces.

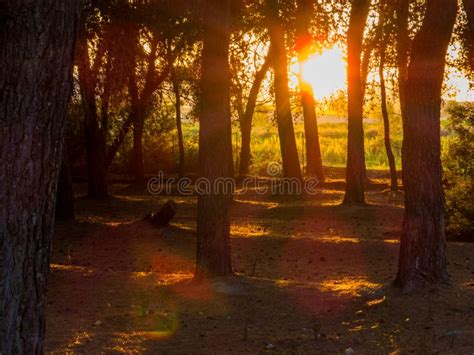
xmin=180 ymin=117 xmax=404 ymax=175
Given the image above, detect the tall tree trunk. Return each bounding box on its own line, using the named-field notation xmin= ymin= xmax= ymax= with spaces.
xmin=56 ymin=143 xmax=75 ymax=221
xmin=395 ymin=0 xmax=457 ymax=291
xmin=395 ymin=0 xmax=410 ymax=115
xmin=0 ymin=1 xmax=80 ymax=352
xmin=195 ymin=0 xmax=234 ymax=278
xmin=266 ymin=0 xmax=302 ymax=179
xmin=296 ymin=0 xmax=324 ymax=181
xmin=77 ymin=36 xmax=108 ymax=199
xmin=379 ymin=50 xmax=398 ymax=191
xmin=171 ymin=67 xmax=185 ymax=177
xmin=344 ymin=0 xmax=371 ymax=204
xmin=239 ymin=48 xmax=272 ymax=176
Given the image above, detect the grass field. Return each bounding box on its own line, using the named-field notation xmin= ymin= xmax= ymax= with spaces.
xmin=177 ymin=114 xmax=404 ymax=176
xmin=134 ymin=109 xmax=455 ymax=179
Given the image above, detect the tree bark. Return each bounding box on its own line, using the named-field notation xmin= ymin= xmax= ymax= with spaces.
xmin=0 ymin=1 xmax=80 ymax=352
xmin=295 ymin=0 xmax=324 ymax=181
xmin=238 ymin=47 xmax=272 ymax=176
xmin=379 ymin=50 xmax=398 ymax=191
xmin=344 ymin=0 xmax=371 ymax=204
xmin=56 ymin=144 xmax=76 ymax=221
xmin=266 ymin=0 xmax=302 ymax=180
xmin=171 ymin=67 xmax=186 ymax=177
xmin=395 ymin=0 xmax=457 ymax=291
xmin=195 ymin=0 xmax=234 ymax=278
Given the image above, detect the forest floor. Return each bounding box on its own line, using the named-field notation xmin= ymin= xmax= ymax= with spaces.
xmin=46 ymin=170 xmax=474 ymax=354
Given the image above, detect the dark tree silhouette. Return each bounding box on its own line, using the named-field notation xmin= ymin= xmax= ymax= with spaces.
xmin=78 ymin=2 xmax=180 ymax=191
xmin=195 ymin=0 xmax=234 ymax=278
xmin=127 ymin=3 xmax=192 ymax=184
xmin=77 ymin=35 xmax=110 ymax=199
xmin=129 ymin=40 xmax=176 ymax=184
xmin=359 ymin=29 xmax=380 ymax=184
xmin=378 ymin=9 xmax=398 ymax=192
xmin=76 ymin=5 xmax=135 ymax=199
xmin=56 ymin=144 xmax=76 ymax=221
xmin=395 ymin=0 xmax=458 ymax=291
xmin=265 ymin=0 xmax=302 ymax=179
xmin=344 ymin=0 xmax=371 ymax=204
xmin=238 ymin=47 xmax=273 ymax=176
xmin=379 ymin=51 xmax=398 ymax=192
xmin=0 ymin=1 xmax=80 ymax=352
xmin=295 ymin=0 xmax=324 ymax=181
xmin=171 ymin=66 xmax=186 ymax=177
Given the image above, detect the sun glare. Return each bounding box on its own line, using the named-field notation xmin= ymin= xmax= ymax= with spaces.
xmin=300 ymin=47 xmax=347 ymax=100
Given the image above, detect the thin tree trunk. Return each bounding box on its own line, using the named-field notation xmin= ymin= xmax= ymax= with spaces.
xmin=266 ymin=0 xmax=302 ymax=180
xmin=361 ymin=41 xmax=375 ymax=100
xmin=239 ymin=107 xmax=253 ymax=176
xmin=0 ymin=1 xmax=80 ymax=352
xmin=360 ymin=34 xmax=382 ymax=184
xmin=131 ymin=112 xmax=146 ymax=183
xmin=129 ymin=39 xmax=155 ymax=184
xmin=105 ymin=111 xmax=135 ymax=169
xmin=56 ymin=143 xmax=75 ymax=221
xmin=360 ymin=48 xmax=370 ymax=185
xmin=239 ymin=48 xmax=272 ymax=176
xmin=379 ymin=50 xmax=398 ymax=191
xmin=344 ymin=0 xmax=370 ymax=204
xmin=395 ymin=0 xmax=457 ymax=291
xmin=296 ymin=0 xmax=324 ymax=181
xmin=171 ymin=67 xmax=185 ymax=177
xmin=195 ymin=0 xmax=234 ymax=278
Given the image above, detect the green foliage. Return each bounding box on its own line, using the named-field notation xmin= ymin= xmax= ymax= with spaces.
xmin=452 ymin=2 xmax=474 ymax=82
xmin=443 ymin=102 xmax=474 ymax=240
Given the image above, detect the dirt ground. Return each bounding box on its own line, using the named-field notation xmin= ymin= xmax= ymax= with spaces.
xmin=46 ymin=172 xmax=474 ymax=354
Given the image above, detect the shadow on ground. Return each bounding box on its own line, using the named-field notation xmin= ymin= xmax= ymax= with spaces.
xmin=46 ymin=180 xmax=474 ymax=353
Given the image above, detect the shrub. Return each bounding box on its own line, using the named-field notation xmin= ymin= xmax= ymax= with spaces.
xmin=443 ymin=102 xmax=474 ymax=241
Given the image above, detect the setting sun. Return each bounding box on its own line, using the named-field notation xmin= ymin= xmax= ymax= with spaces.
xmin=300 ymin=47 xmax=347 ymax=100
